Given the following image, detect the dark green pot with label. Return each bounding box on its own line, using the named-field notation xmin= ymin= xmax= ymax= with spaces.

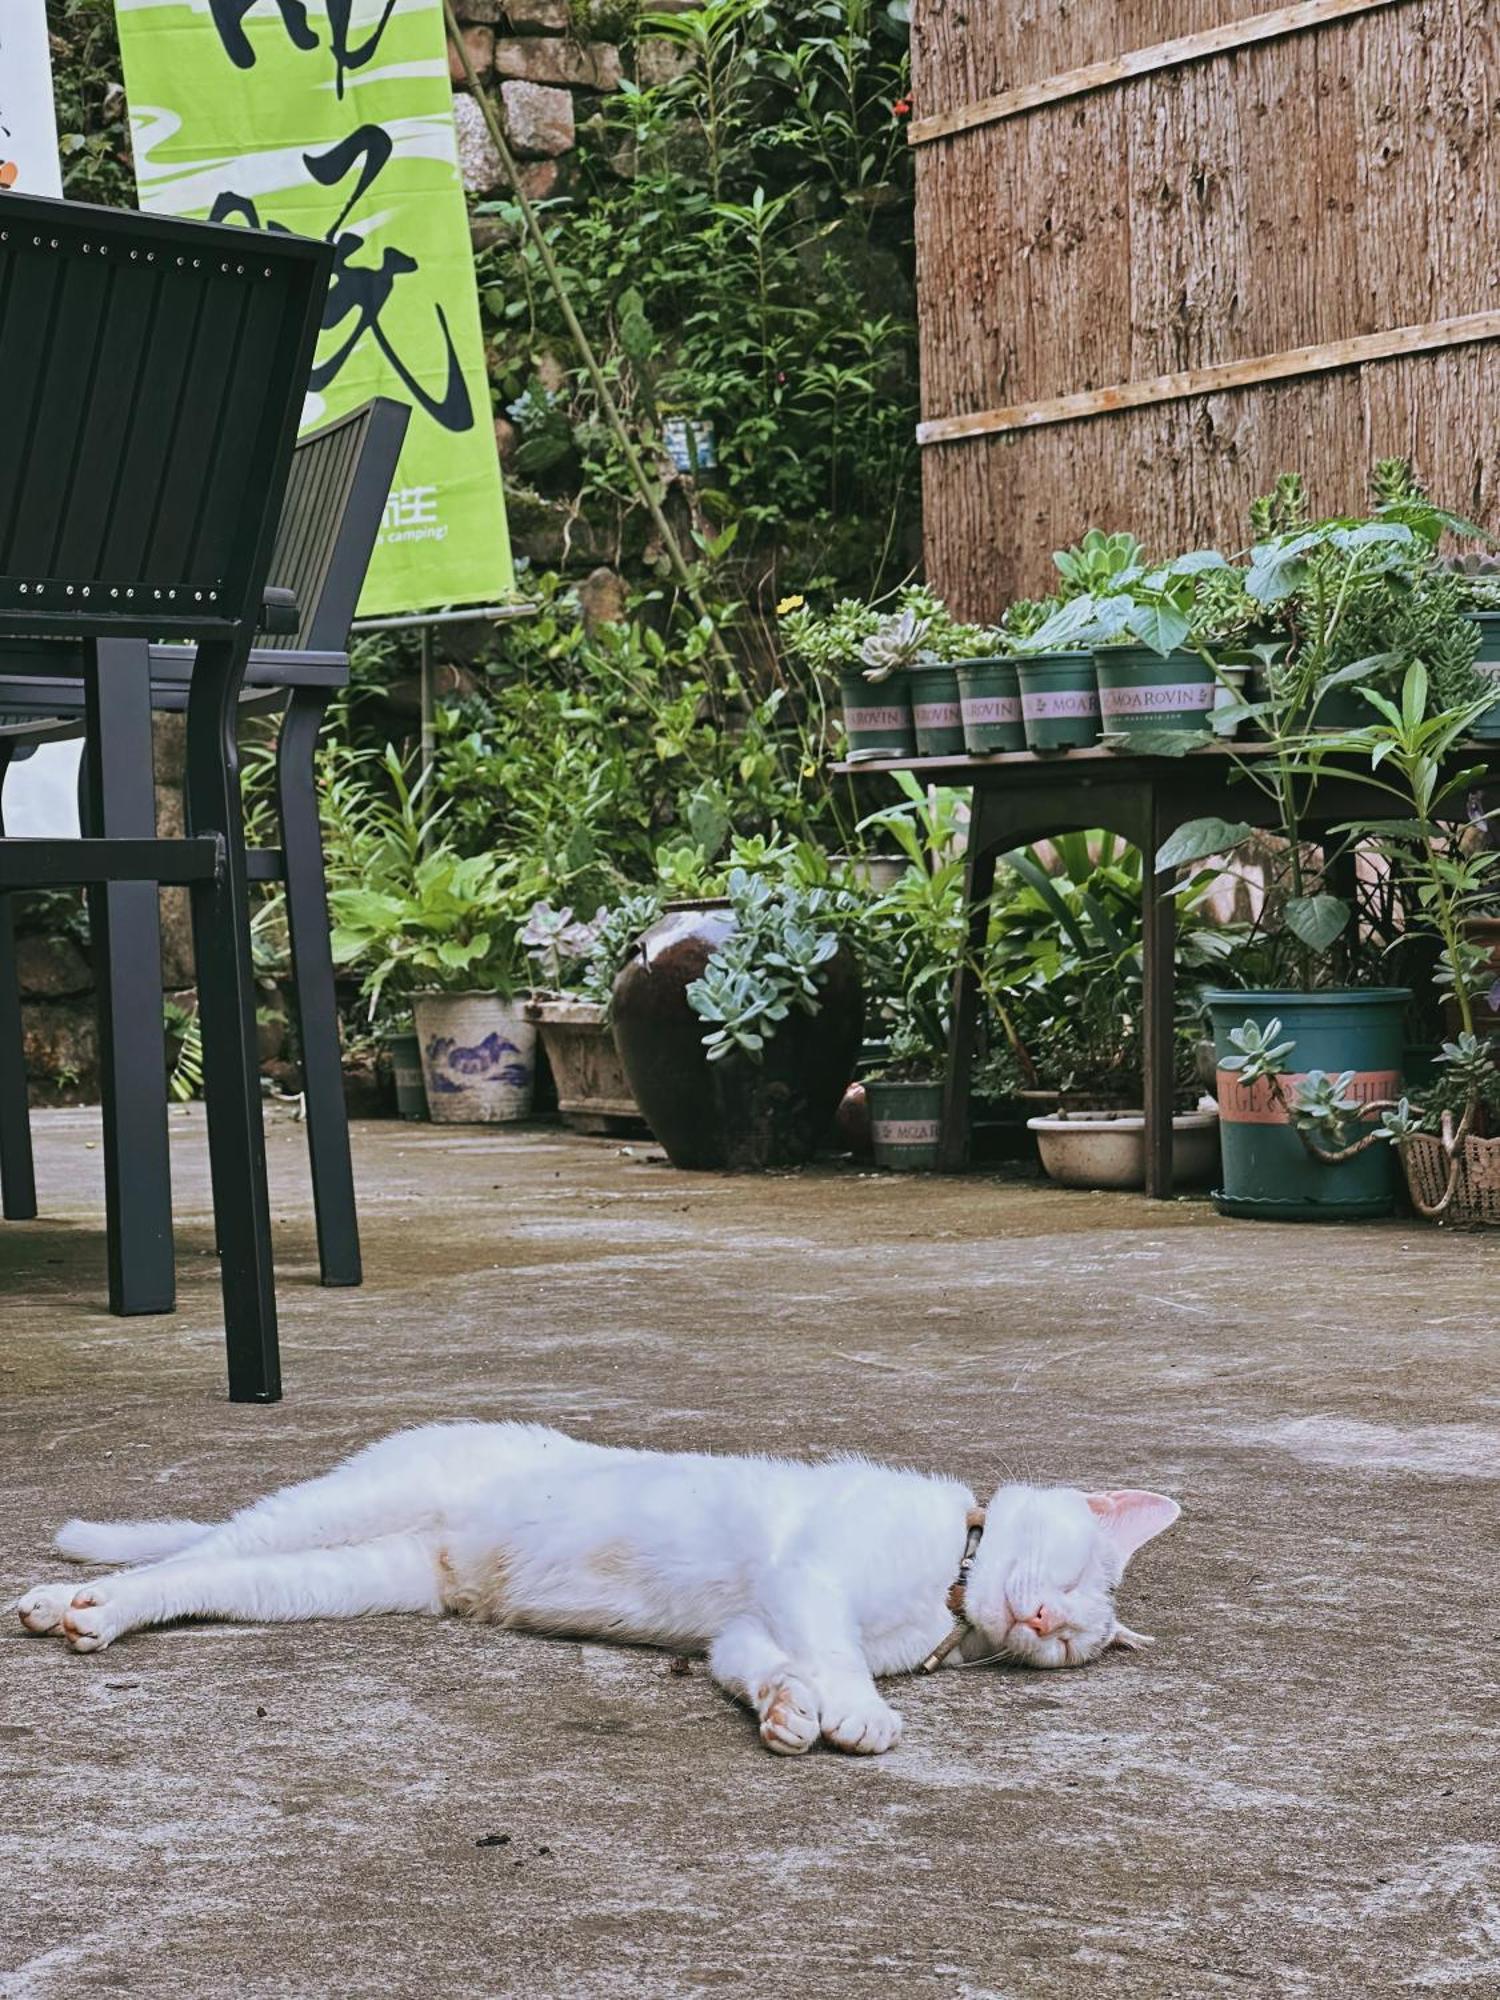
xmin=1466 ymin=611 xmax=1500 ymax=739
xmin=384 ymin=1030 xmax=428 ymax=1120
xmin=1095 ymin=646 xmax=1216 ymax=740
xmin=957 ymin=656 xmax=1025 ymax=754
xmin=911 ymin=661 xmax=966 ymax=757
xmin=1017 ymin=651 xmax=1100 ymax=751
xmin=1205 ymin=988 xmax=1408 ymax=1220
xmin=840 ymin=667 xmax=915 ymax=760
xmin=867 ymin=1078 xmax=943 ymax=1171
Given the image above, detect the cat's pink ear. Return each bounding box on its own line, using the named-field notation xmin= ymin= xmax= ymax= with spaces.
xmin=1086 ymin=1490 xmax=1181 ymax=1564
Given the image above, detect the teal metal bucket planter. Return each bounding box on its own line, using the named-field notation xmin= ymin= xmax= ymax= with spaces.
xmin=1016 ymin=651 xmax=1100 ymax=752
xmin=956 ymin=656 xmax=1025 ymax=754
xmin=1095 ymin=646 xmax=1216 ymax=740
xmin=384 ymin=1030 xmax=428 ymax=1120
xmin=1205 ymin=988 xmax=1409 ymax=1220
xmin=1467 ymin=611 xmax=1500 ymax=740
xmin=911 ymin=661 xmax=966 ymax=757
xmin=840 ymin=666 xmax=915 ymax=760
xmin=867 ymin=1078 xmax=943 ymax=1170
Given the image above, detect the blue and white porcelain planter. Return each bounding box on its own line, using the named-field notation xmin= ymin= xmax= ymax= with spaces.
xmin=412 ymin=992 xmax=537 ymax=1123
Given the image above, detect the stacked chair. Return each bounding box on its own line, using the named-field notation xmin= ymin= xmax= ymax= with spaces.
xmin=0 ymin=190 xmax=394 ymax=1403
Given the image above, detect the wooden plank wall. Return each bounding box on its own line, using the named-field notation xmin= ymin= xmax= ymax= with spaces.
xmin=911 ymin=0 xmax=1499 ymax=618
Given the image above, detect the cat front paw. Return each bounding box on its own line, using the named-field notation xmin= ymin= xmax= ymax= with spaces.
xmin=756 ymin=1673 xmax=820 ymax=1756
xmin=820 ymin=1688 xmax=903 ymax=1756
xmin=15 ymin=1583 xmax=77 ymax=1635
xmin=60 ymin=1586 xmax=127 ymax=1653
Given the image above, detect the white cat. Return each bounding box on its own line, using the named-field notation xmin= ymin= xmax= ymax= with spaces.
xmin=15 ymin=1422 xmax=1180 ymax=1756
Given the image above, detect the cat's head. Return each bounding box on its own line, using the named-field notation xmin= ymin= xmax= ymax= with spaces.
xmin=964 ymin=1484 xmax=1180 ymax=1669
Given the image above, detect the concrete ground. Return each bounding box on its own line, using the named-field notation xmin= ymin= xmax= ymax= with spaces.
xmin=2 ymin=1107 xmax=1498 ymax=1998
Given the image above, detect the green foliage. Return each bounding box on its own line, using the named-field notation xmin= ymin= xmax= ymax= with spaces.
xmin=980 ymin=832 xmax=1237 ymax=1103
xmin=476 ymin=0 xmax=917 ymax=599
xmin=423 ymin=577 xmax=855 ymax=890
xmin=48 ymin=1 xmax=134 ymax=207
xmin=330 ymin=845 xmax=530 ymax=1011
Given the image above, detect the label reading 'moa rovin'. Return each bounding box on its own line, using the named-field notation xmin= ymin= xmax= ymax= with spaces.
xmin=1098 ymin=682 xmax=1216 ymax=716
xmin=849 ymin=706 xmax=907 ymax=731
xmin=872 ymin=1119 xmax=941 ymax=1145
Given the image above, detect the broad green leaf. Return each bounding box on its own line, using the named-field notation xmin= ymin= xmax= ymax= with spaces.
xmin=1283 ymin=894 xmax=1351 ymax=951
xmin=1155 ymin=816 xmax=1254 ymax=872
xmin=1123 ymin=600 xmax=1191 ymax=656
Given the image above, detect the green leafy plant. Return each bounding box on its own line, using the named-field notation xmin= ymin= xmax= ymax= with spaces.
xmin=330 ymin=844 xmax=532 ymax=1013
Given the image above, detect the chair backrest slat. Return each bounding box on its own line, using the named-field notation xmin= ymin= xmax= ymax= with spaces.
xmin=0 ymin=194 xmax=330 ymax=642
xmin=260 ymin=398 xmax=407 ymax=653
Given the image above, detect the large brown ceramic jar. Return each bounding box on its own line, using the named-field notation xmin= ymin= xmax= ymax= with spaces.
xmin=610 ymin=900 xmax=864 ymax=1170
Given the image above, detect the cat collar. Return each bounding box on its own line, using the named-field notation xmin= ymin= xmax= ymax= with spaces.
xmin=917 ymin=1507 xmax=987 ymax=1673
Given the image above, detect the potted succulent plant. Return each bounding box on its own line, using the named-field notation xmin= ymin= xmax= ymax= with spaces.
xmin=330 ymin=843 xmax=537 ymax=1124
xmin=520 ymin=901 xmax=648 ymax=1136
xmin=957 ymin=597 xmax=1045 ymax=756
xmin=1005 ymin=532 xmax=1158 ymax=752
xmin=605 ymin=868 xmax=866 ymax=1171
xmin=778 ymin=596 xmax=913 ymax=760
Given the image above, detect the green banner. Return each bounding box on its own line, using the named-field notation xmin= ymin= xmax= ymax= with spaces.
xmin=115 ymin=0 xmax=512 ymax=617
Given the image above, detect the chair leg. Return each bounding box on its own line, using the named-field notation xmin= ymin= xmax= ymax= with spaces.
xmin=0 ymin=746 xmax=36 ymax=1220
xmin=184 ymin=636 xmax=280 ymax=1403
xmin=277 ymin=688 xmax=360 ymax=1286
xmin=84 ymin=642 xmax=175 ymax=1313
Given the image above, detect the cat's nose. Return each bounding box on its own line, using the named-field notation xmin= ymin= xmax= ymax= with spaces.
xmin=1018 ymin=1605 xmax=1056 ymax=1636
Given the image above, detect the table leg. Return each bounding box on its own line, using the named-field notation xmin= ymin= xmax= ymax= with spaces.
xmin=84 ymin=640 xmax=175 ymax=1313
xmin=0 ymin=747 xmax=37 ymax=1222
xmin=938 ymin=784 xmax=1005 ymax=1172
xmin=185 ymin=636 xmax=279 ymax=1403
xmin=1142 ymin=787 xmax=1178 ymax=1200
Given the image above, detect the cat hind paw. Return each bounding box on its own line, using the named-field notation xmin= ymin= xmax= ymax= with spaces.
xmin=756 ymin=1674 xmax=821 ymax=1756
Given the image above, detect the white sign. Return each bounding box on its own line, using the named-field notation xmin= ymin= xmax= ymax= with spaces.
xmin=0 ymin=0 xmax=63 ymax=196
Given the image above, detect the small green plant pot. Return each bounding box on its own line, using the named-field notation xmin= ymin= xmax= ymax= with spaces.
xmin=956 ymin=656 xmax=1025 ymax=754
xmin=866 ymin=1078 xmax=943 ymax=1171
xmin=840 ymin=666 xmax=915 ymax=761
xmin=1094 ymin=646 xmax=1216 ymax=740
xmin=383 ymin=1029 xmax=428 ymax=1120
xmin=1016 ymin=651 xmax=1100 ymax=752
xmin=1466 ymin=611 xmax=1500 ymax=740
xmin=1205 ymin=988 xmax=1409 ymax=1220
xmin=911 ymin=662 xmax=966 ymax=757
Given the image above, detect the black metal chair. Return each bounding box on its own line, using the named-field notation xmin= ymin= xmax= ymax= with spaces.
xmin=0 ymin=397 xmax=408 ymax=1302
xmin=0 ymin=190 xmax=330 ymax=1402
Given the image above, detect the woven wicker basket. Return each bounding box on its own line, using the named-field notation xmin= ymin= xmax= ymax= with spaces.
xmin=1399 ymin=1132 xmax=1500 ymax=1227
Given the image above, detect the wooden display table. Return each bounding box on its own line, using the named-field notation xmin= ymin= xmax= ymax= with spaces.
xmin=833 ymin=742 xmax=1497 ymax=1198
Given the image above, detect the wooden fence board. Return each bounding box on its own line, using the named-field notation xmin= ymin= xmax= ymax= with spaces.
xmin=913 ymin=0 xmax=1500 ymax=604
xmin=909 ymin=0 xmax=1406 ymax=147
